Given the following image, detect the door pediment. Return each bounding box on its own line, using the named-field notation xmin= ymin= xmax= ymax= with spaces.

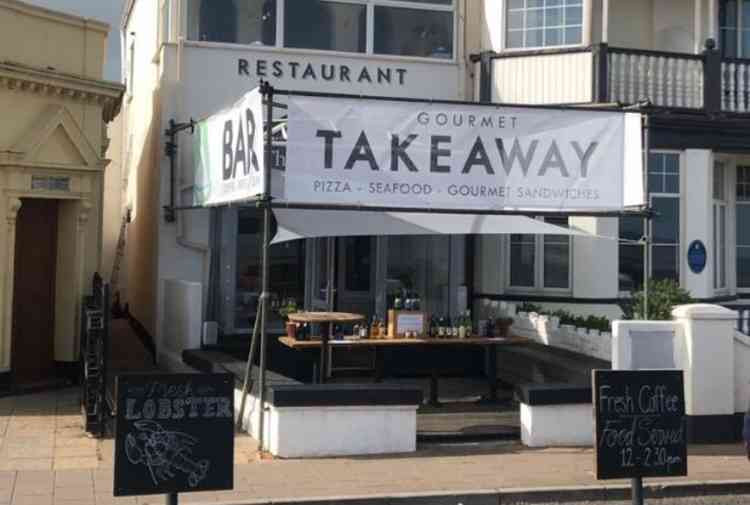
xmin=11 ymin=105 xmax=101 ymax=169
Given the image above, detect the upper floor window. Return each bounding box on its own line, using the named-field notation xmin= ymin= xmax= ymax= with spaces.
xmin=187 ymin=0 xmax=277 ymax=46
xmin=187 ymin=0 xmax=454 ymax=59
xmin=506 ymin=0 xmax=583 ymax=50
xmin=720 ymin=0 xmax=750 ymax=58
xmin=285 ymin=1 xmax=366 ymax=53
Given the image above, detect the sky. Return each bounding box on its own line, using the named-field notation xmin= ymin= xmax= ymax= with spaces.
xmin=25 ymin=0 xmax=125 ymax=81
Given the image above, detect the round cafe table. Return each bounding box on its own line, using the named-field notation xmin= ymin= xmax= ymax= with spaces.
xmin=287 ymin=312 xmax=365 ymax=383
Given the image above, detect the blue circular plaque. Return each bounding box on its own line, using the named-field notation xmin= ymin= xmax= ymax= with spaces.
xmin=687 ymin=240 xmax=707 ymax=274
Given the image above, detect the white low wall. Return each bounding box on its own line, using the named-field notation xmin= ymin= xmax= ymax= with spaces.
xmin=234 ymin=388 xmax=418 ymax=458
xmin=509 ymin=310 xmax=612 ymax=361
xmin=520 ymin=403 xmax=593 ymax=448
xmin=267 ymin=405 xmax=417 ymax=458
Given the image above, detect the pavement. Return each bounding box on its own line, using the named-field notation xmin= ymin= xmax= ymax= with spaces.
xmin=2 ymin=389 xmax=750 ymax=505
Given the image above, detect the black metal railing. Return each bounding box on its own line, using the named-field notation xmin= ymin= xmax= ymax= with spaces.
xmin=488 ymin=40 xmax=749 ymax=114
xmin=80 ymin=273 xmax=111 ymax=437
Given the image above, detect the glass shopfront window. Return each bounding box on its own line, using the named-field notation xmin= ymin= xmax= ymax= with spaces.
xmin=188 ymin=0 xmax=455 ymax=59
xmin=738 ymin=165 xmax=750 ymax=288
xmin=187 ymin=0 xmax=276 ymax=45
xmin=618 ymin=153 xmax=680 ymax=292
xmin=714 ymin=162 xmax=728 ymax=290
xmin=285 ymin=0 xmax=366 ymax=53
xmin=387 ymin=236 xmax=451 ymax=318
xmin=226 ymin=208 xmax=305 ymax=333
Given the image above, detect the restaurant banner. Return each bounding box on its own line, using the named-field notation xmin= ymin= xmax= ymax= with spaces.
xmin=192 ymin=88 xmax=265 ymax=206
xmin=285 ymin=95 xmax=644 ymax=211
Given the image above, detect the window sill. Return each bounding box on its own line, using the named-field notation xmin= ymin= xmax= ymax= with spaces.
xmin=176 ymin=40 xmax=460 ymax=66
xmin=505 ymin=288 xmax=573 ymax=297
xmin=494 ymin=44 xmax=590 ymax=58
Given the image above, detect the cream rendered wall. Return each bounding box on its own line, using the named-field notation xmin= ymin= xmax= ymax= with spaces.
xmin=608 ymin=0 xmax=653 ymax=50
xmin=492 ymin=52 xmax=593 ymax=104
xmin=121 ymin=0 xmax=161 ymax=338
xmin=0 ymin=0 xmax=107 ymax=80
xmin=102 ymin=114 xmax=124 ymax=285
xmin=653 ymin=0 xmax=695 ymax=53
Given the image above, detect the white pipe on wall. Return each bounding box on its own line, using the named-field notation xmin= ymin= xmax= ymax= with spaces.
xmin=695 ymin=0 xmax=703 ymax=53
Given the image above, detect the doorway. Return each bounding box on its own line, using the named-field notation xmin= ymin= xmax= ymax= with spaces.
xmin=12 ymin=198 xmax=58 ymax=387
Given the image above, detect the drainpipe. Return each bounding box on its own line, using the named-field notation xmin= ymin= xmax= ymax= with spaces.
xmin=173 ymin=36 xmax=212 ymax=333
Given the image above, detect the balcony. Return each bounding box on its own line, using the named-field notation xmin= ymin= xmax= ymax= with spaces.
xmin=482 ymin=41 xmax=750 ymax=115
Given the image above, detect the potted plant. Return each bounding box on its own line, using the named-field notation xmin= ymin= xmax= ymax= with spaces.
xmin=494 ymin=316 xmax=514 ymax=338
xmin=278 ymin=299 xmax=299 ymax=339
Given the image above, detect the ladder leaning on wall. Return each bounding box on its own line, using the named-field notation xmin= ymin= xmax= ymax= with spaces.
xmin=110 ymin=209 xmax=129 ymax=298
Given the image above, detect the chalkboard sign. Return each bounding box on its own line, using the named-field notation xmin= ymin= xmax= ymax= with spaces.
xmin=114 ymin=373 xmax=234 ymax=497
xmin=593 ymin=370 xmax=687 ymax=480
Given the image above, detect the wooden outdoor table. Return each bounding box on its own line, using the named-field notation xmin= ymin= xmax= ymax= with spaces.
xmin=278 ymin=335 xmax=528 ymax=405
xmin=285 ymin=312 xmax=365 ymax=383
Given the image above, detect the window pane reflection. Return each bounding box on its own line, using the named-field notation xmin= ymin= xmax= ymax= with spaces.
xmin=285 ymin=0 xmax=366 ymax=52
xmin=387 ymin=236 xmax=450 ymax=317
xmin=187 ymin=0 xmax=276 ymax=45
xmin=235 ymin=209 xmax=305 ymax=330
xmin=374 ymin=6 xmax=453 ymax=58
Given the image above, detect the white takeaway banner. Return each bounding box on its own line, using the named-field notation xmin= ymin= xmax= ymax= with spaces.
xmin=284 ymin=95 xmax=644 ymax=212
xmin=192 ymin=88 xmax=265 ymax=206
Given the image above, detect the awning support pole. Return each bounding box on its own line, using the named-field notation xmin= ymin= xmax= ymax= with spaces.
xmin=257 ymin=81 xmax=275 ymax=453
xmin=642 ymin=113 xmax=650 ymax=319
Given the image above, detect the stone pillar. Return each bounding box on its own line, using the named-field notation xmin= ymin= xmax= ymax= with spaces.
xmin=683 ymin=149 xmax=713 ymax=298
xmin=1 ymin=198 xmax=22 ymax=372
xmin=671 ymin=304 xmax=736 ymax=417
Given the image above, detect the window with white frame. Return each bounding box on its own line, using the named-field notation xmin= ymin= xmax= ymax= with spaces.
xmin=737 ymin=165 xmax=750 ymax=288
xmin=186 ymin=0 xmax=454 ymax=59
xmin=509 ymin=217 xmax=570 ymax=291
xmin=506 ymin=0 xmax=583 ymax=50
xmin=619 ymin=153 xmax=681 ymax=292
xmin=720 ymin=0 xmax=750 ymax=59
xmin=714 ymin=161 xmax=727 ymax=290
xmin=158 ymin=0 xmax=170 ymax=48
xmin=187 ymin=0 xmax=276 ymax=45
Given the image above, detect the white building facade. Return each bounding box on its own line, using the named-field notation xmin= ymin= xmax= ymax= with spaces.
xmin=473 ymin=0 xmax=750 ymax=324
xmin=118 ymin=0 xmax=750 ymax=371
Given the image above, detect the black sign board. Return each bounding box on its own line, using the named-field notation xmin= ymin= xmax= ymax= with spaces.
xmin=114 ymin=373 xmax=234 ymax=497
xmin=593 ymin=370 xmax=687 ymax=480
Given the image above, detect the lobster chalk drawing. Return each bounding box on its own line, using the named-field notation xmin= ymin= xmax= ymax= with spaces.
xmin=125 ymin=420 xmax=210 ymax=487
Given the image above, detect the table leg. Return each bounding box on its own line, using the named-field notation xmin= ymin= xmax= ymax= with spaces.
xmin=429 ymin=367 xmax=440 ymax=407
xmin=374 ymin=347 xmax=384 ymax=383
xmin=319 ymin=323 xmax=330 ymax=384
xmin=480 ymin=343 xmax=500 ymax=404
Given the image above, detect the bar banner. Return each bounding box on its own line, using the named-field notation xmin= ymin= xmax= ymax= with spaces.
xmin=193 ymin=88 xmax=265 ymax=206
xmin=284 ymin=95 xmax=644 ymax=212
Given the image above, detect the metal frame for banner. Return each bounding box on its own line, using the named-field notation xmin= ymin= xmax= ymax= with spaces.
xmin=164 ymin=82 xmax=654 ymax=454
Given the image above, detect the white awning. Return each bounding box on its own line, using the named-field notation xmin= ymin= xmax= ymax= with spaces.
xmin=272 ymin=208 xmax=592 ymax=244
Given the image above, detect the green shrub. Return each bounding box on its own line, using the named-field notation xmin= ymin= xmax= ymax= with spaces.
xmin=511 ymin=303 xmax=611 ymax=332
xmin=621 ymin=279 xmax=692 ymax=320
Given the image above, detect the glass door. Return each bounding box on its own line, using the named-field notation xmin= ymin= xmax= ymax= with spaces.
xmin=309 ymin=237 xmax=335 ymax=311
xmin=336 ymin=237 xmax=376 ymax=316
